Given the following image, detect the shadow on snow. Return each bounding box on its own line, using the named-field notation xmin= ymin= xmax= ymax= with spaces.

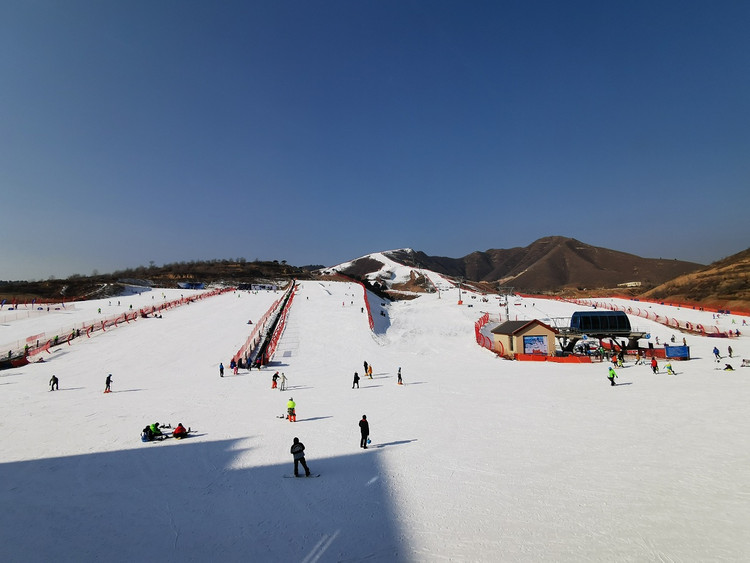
xmin=0 ymin=438 xmax=407 ymax=563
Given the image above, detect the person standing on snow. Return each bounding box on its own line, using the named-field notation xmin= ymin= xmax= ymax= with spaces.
xmin=352 ymin=371 xmax=360 ymax=389
xmin=272 ymin=372 xmax=279 ymax=389
xmin=397 ymin=367 xmax=403 ymax=385
xmin=728 ymin=345 xmax=733 ymax=358
xmin=287 ymin=397 xmax=296 ymax=422
xmin=105 ymin=373 xmax=113 ymax=393
xmin=290 ymin=437 xmax=311 ymax=477
xmin=650 ymin=357 xmax=659 ymax=374
xmin=363 ymin=360 xmax=368 ymax=375
xmin=359 ymin=414 xmax=370 ymax=449
xmin=49 ymin=374 xmax=59 ymax=391
xmin=367 ymin=364 xmax=373 ymax=379
xmin=713 ymin=347 xmax=721 ymax=362
xmin=279 ymin=373 xmax=287 ymax=391
xmin=219 ymin=362 xmax=224 ymax=377
xmin=607 ymin=367 xmax=618 ymax=386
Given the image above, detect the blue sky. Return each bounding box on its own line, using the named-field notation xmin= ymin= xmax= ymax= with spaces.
xmin=1 ymin=1 xmax=748 ymax=281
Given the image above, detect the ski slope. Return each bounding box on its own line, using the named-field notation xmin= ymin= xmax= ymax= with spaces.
xmin=1 ymin=281 xmax=749 ymax=562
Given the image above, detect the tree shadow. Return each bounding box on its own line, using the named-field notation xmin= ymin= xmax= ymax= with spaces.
xmin=0 ymin=438 xmax=408 ymax=562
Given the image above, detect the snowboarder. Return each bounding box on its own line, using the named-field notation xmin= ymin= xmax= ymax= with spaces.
xmin=359 ymin=414 xmax=370 ymax=449
xmin=173 ymin=423 xmax=189 ymax=439
xmin=272 ymin=372 xmax=280 ymax=389
xmin=352 ymin=371 xmax=360 ymax=389
xmin=665 ymin=362 xmax=676 ymax=375
xmin=367 ymin=364 xmax=373 ymax=379
xmin=607 ymin=367 xmax=618 ymax=386
xmin=723 ymin=363 xmax=734 ymax=371
xmin=104 ymin=373 xmax=113 ymax=393
xmin=713 ymin=347 xmax=721 ymax=362
xmin=651 ymin=357 xmax=659 ymax=374
xmin=290 ymin=437 xmax=311 ymax=477
xmin=287 ymin=397 xmax=296 ymax=422
xmin=363 ymin=360 xmax=368 ymax=375
xmin=397 ymin=367 xmax=403 ymax=385
xmin=219 ymin=362 xmax=224 ymax=377
xmin=49 ymin=374 xmax=59 ymax=391
xmin=279 ymin=373 xmax=287 ymax=391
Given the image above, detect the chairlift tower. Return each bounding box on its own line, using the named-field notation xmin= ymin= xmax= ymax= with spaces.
xmin=497 ymin=286 xmax=514 ymax=321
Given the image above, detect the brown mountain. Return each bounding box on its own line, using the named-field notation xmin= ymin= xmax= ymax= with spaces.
xmin=344 ymin=237 xmax=703 ymax=294
xmin=641 ymin=247 xmax=750 ymax=311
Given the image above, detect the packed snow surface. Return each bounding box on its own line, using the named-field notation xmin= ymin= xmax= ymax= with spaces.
xmin=1 ymin=281 xmax=749 ymax=562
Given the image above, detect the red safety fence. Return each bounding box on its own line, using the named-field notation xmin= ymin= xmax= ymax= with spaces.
xmin=10 ymin=287 xmax=234 ymax=361
xmin=474 ymin=313 xmax=494 ymax=351
xmin=568 ymin=297 xmax=743 ymax=338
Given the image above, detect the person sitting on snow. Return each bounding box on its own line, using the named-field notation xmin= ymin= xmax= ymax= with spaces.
xmin=173 ymin=423 xmax=189 ymax=438
xmin=723 ymin=364 xmax=734 ymax=371
xmin=150 ymin=422 xmax=164 ymax=439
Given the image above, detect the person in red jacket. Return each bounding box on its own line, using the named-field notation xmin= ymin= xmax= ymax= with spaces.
xmin=173 ymin=423 xmax=189 ymax=439
xmin=650 ymin=357 xmax=658 ymax=374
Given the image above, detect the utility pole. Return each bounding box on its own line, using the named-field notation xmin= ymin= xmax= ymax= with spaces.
xmin=497 ymin=286 xmax=514 ymax=321
xmin=457 ymin=277 xmax=464 ymax=305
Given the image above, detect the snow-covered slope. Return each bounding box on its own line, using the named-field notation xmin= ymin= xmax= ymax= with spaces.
xmin=0 ymin=284 xmax=748 ymax=562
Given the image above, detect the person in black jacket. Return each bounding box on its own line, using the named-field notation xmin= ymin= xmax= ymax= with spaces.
xmin=352 ymin=372 xmax=360 ymax=389
xmin=290 ymin=437 xmax=311 ymax=477
xmin=359 ymin=415 xmax=369 ymax=449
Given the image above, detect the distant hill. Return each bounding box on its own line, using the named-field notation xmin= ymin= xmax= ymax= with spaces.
xmin=342 ymin=237 xmax=702 ymax=294
xmin=641 ymin=247 xmax=750 ymax=311
xmin=0 ymin=259 xmax=319 ymax=302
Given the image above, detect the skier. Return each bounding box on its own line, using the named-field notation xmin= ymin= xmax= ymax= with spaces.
xmin=607 ymin=367 xmax=618 ymax=386
xmin=359 ymin=414 xmax=370 ymax=449
xmin=219 ymin=362 xmax=224 ymax=377
xmin=172 ymin=423 xmax=189 ymax=439
xmin=713 ymin=347 xmax=721 ymax=362
xmin=272 ymin=372 xmax=280 ymax=389
xmin=279 ymin=373 xmax=287 ymax=391
xmin=352 ymin=371 xmax=360 ymax=389
xmin=397 ymin=367 xmax=403 ymax=385
xmin=104 ymin=373 xmax=113 ymax=393
xmin=49 ymin=374 xmax=59 ymax=391
xmin=665 ymin=362 xmax=676 ymax=375
xmin=287 ymin=397 xmax=296 ymax=422
xmin=290 ymin=437 xmax=311 ymax=477
xmin=651 ymin=357 xmax=659 ymax=374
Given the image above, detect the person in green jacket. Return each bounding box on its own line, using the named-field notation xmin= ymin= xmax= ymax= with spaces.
xmin=607 ymin=367 xmax=618 ymax=386
xmin=150 ymin=422 xmax=164 ymax=439
xmin=287 ymin=398 xmax=296 ymax=422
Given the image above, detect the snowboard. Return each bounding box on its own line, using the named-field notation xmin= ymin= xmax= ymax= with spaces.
xmin=283 ymin=474 xmax=321 ymax=478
